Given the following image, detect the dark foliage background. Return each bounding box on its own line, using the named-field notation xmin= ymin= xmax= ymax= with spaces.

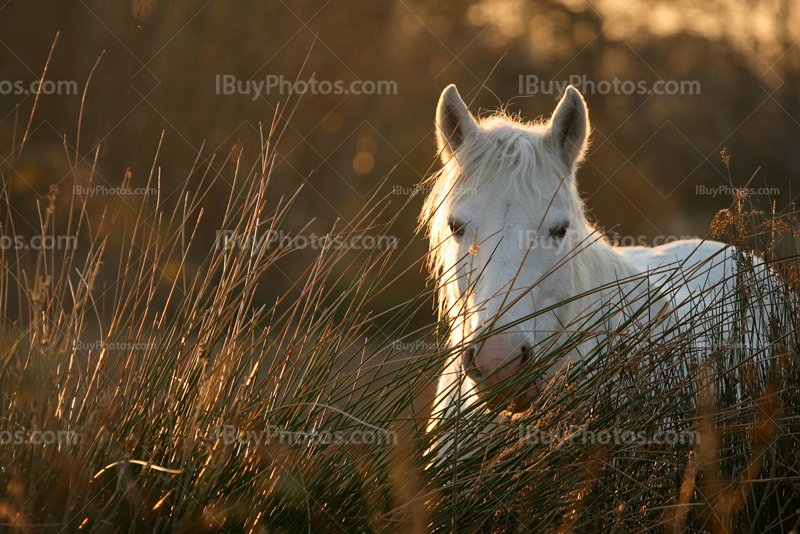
xmin=1 ymin=0 xmax=799 ymax=329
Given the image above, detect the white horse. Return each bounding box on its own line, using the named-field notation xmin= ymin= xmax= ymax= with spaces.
xmin=421 ymin=84 xmax=788 ymax=462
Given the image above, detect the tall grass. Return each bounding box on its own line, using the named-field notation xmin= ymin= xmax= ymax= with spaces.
xmin=0 ymin=94 xmax=798 ymax=534
xmin=0 ymin=99 xmax=446 ymax=532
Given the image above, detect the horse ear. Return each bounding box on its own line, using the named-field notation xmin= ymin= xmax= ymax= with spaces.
xmin=436 ymin=84 xmax=479 ymax=160
xmin=545 ymin=85 xmax=589 ymax=171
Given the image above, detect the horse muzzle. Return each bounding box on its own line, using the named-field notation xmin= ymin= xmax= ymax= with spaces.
xmin=462 ymin=331 xmax=533 ymax=409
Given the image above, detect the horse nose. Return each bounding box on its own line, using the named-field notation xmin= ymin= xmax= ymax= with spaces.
xmin=464 ymin=334 xmax=530 ymax=385
xmin=462 ymin=345 xmax=485 ymax=382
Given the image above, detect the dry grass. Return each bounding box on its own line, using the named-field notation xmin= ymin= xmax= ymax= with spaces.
xmin=0 ymin=99 xmax=798 ymax=533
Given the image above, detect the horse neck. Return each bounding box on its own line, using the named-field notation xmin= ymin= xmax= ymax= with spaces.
xmin=570 ymin=233 xmax=645 ymax=311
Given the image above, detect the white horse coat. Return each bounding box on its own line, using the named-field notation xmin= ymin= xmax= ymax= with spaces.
xmin=421 ymin=84 xmax=787 ymax=462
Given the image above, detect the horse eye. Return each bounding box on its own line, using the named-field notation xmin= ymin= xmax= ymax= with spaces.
xmin=448 ymin=219 xmax=466 ymax=238
xmin=549 ymin=221 xmax=570 ymax=240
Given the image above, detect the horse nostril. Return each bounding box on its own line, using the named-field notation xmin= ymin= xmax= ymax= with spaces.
xmin=520 ymin=345 xmax=531 ymax=366
xmin=467 ymin=367 xmax=484 ymax=382
xmin=463 ymin=346 xmax=484 ymax=382
xmin=463 ymin=345 xmax=475 ymax=369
